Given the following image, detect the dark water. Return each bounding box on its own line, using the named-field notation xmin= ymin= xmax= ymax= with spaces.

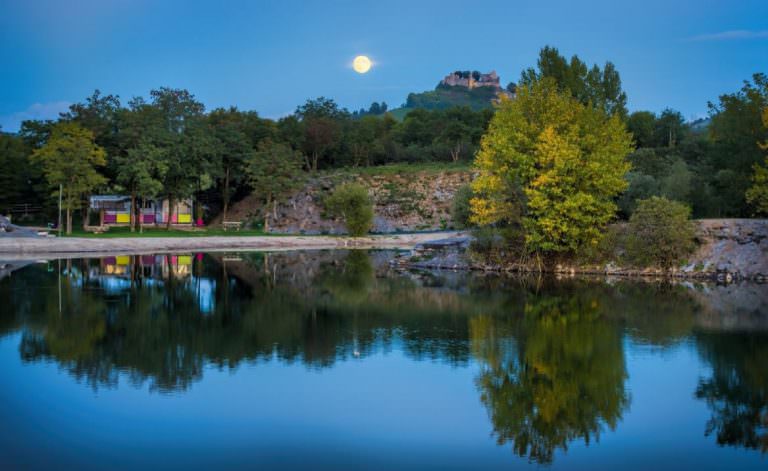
xmin=1 ymin=250 xmax=766 ymax=470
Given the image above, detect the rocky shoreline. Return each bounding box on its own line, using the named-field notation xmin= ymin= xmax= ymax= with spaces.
xmin=391 ymin=219 xmax=768 ymax=283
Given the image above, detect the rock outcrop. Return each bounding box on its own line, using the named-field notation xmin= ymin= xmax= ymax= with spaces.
xmin=222 ymin=169 xmax=472 ymax=234
xmin=395 ymin=219 xmax=768 ymax=282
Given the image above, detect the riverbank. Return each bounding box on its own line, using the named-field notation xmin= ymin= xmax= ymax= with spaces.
xmin=393 ymin=219 xmax=768 ymax=282
xmin=0 ymin=231 xmax=467 ymax=258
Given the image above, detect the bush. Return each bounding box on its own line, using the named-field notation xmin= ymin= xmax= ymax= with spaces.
xmin=325 ymin=182 xmax=374 ymax=236
xmin=451 ymin=184 xmax=474 ymax=229
xmin=626 ymin=197 xmax=696 ymax=268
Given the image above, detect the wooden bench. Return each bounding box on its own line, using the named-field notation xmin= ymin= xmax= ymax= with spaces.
xmin=222 ymin=221 xmax=242 ymax=232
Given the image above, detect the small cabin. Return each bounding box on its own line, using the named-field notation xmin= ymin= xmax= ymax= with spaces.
xmin=89 ymin=195 xmax=193 ymax=226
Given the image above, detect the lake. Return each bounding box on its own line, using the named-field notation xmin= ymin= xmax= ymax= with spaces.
xmin=1 ymin=250 xmax=766 ymax=470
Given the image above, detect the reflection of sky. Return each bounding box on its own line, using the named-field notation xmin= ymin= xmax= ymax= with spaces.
xmin=192 ymin=277 xmax=216 ymax=315
xmin=1 ymin=332 xmax=766 ymax=470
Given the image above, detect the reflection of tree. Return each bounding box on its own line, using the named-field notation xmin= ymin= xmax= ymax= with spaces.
xmin=695 ymin=332 xmax=768 ymax=452
xmin=471 ymin=291 xmax=629 ymax=464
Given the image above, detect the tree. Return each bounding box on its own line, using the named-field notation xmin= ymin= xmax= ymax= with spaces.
xmin=145 ymin=88 xmax=214 ymax=228
xmin=707 ymin=73 xmax=768 ymax=216
xmin=61 ymin=90 xmax=122 ymax=176
xmin=626 ymin=197 xmax=697 ymax=268
xmin=660 ymin=157 xmax=693 ymax=204
xmin=520 ymin=46 xmax=628 ymax=118
xmin=470 ymin=79 xmax=632 ymax=256
xmin=324 ymin=182 xmax=374 ymax=236
xmin=244 ymin=139 xmax=303 ymax=232
xmin=745 ymin=107 xmax=768 ymax=215
xmin=208 ymin=107 xmax=256 ymax=222
xmin=30 ymin=122 xmax=107 ymax=234
xmin=295 ymin=98 xmax=348 ymax=171
xmin=114 ymin=140 xmax=167 ymax=232
xmin=451 ymin=184 xmax=474 ymax=229
xmin=0 ymin=132 xmax=36 ymax=214
xmin=618 ymin=172 xmax=660 ymax=217
xmin=654 ymin=109 xmax=687 ymax=148
xmin=627 ymin=111 xmax=656 ymax=148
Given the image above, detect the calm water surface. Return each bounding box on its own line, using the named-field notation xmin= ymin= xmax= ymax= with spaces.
xmin=0 ymin=250 xmax=766 ymax=470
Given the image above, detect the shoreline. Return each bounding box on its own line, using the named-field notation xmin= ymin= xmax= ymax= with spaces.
xmin=0 ymin=231 xmax=467 ymax=259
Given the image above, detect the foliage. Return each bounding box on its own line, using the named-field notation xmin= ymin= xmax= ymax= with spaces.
xmin=402 ymin=84 xmax=499 ymax=112
xmin=707 ymin=73 xmax=768 ymax=216
xmin=618 ymin=172 xmax=660 ymax=217
xmin=244 ymin=139 xmax=304 ymax=231
xmin=626 ymin=197 xmax=696 ymax=268
xmin=324 ymin=182 xmax=374 ymax=236
xmin=451 ymin=184 xmax=474 ymax=229
xmin=30 ymin=122 xmax=107 ymax=233
xmin=745 ymin=107 xmax=768 ymax=215
xmin=470 ymin=78 xmax=632 ymax=255
xmin=0 ymin=132 xmax=38 ymax=212
xmin=520 ymin=45 xmax=628 ymax=118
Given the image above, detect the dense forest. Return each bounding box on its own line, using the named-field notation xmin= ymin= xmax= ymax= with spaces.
xmin=0 ymin=46 xmax=766 ymax=233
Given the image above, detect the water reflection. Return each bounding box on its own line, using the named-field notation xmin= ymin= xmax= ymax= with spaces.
xmin=471 ymin=290 xmax=629 ymax=463
xmin=1 ymin=250 xmax=766 ymax=463
xmin=695 ymin=331 xmax=768 ymax=452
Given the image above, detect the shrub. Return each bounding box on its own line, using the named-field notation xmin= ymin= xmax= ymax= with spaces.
xmin=325 ymin=182 xmax=374 ymax=236
xmin=451 ymin=184 xmax=474 ymax=229
xmin=626 ymin=197 xmax=696 ymax=268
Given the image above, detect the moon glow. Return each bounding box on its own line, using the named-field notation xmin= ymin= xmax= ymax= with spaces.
xmin=353 ymin=55 xmax=372 ymax=74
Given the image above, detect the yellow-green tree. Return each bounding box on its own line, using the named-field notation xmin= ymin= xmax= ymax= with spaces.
xmin=745 ymin=107 xmax=768 ymax=215
xmin=30 ymin=122 xmax=107 ymax=234
xmin=470 ymin=79 xmax=632 ymax=255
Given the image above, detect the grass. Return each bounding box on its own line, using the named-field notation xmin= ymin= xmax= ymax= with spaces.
xmin=63 ymin=226 xmax=272 ymax=238
xmin=329 ymin=161 xmax=471 ymax=177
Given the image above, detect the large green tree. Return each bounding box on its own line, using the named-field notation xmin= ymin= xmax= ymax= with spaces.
xmin=114 ymin=139 xmax=168 ymax=232
xmin=708 ymin=73 xmax=768 ymax=216
xmin=520 ymin=46 xmax=628 ymax=118
xmin=470 ymin=79 xmax=632 ymax=257
xmin=30 ymin=122 xmax=107 ymax=234
xmin=244 ymin=139 xmax=303 ymax=232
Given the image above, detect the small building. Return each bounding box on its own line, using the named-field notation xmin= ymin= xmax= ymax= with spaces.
xmin=89 ymin=195 xmax=193 ymax=226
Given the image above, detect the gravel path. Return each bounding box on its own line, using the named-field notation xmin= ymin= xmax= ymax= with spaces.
xmin=0 ymin=232 xmax=468 ymax=259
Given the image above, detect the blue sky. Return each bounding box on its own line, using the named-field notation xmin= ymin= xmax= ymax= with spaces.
xmin=1 ymin=0 xmax=766 ymax=131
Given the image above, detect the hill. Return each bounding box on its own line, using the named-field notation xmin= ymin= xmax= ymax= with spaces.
xmin=388 ymin=84 xmax=501 ymax=120
xmin=386 ymin=70 xmax=514 ymax=120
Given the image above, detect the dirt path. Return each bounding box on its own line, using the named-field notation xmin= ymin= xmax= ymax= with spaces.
xmin=0 ymin=232 xmax=468 ymax=259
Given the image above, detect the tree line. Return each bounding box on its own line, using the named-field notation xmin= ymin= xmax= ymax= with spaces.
xmin=0 ymin=89 xmax=491 ymax=233
xmin=0 ymin=45 xmax=765 ymax=238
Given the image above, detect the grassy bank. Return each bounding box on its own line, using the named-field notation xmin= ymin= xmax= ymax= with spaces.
xmin=62 ymin=226 xmax=271 ymax=238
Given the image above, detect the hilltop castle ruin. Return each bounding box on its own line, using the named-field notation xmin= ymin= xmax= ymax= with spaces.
xmin=441 ymin=70 xmax=501 ymax=90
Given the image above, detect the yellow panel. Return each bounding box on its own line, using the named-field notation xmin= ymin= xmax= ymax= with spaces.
xmin=116 ymin=213 xmax=130 ymax=223
xmin=177 ymin=255 xmax=192 ymax=265
xmin=177 ymin=214 xmax=192 ymax=223
xmin=116 ymin=256 xmax=130 ymax=266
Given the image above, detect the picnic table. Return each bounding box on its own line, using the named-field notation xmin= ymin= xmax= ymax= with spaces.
xmin=222 ymin=221 xmax=242 ymax=232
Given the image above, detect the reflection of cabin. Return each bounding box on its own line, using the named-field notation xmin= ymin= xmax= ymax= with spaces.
xmin=99 ymin=254 xmax=193 ymax=279
xmin=89 ymin=195 xmax=193 ymax=226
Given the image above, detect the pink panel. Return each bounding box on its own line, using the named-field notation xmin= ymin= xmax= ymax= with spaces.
xmin=103 ymin=214 xmax=117 ymax=224
xmin=171 ymin=214 xmax=178 ymax=223
xmin=142 ymin=214 xmax=155 ymax=224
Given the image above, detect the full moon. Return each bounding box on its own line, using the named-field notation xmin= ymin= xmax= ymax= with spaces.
xmin=353 ymin=55 xmax=372 ymax=74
